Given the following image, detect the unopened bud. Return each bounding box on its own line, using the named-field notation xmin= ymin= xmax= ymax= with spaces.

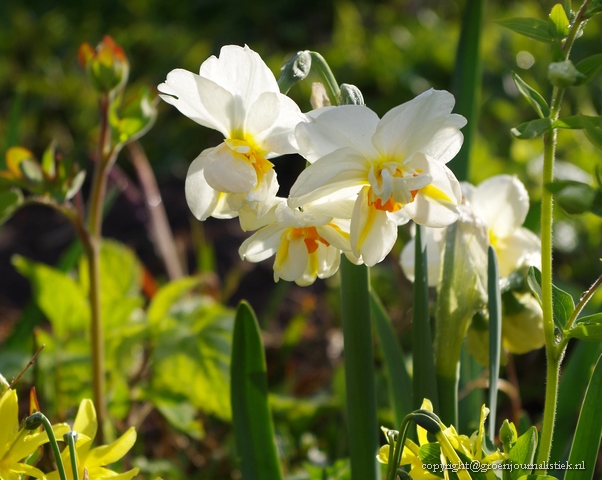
xmin=278 ymin=50 xmax=311 ymax=94
xmin=338 ymin=83 xmax=364 ymax=105
xmin=78 ymin=36 xmax=129 ymax=94
xmin=548 ymin=60 xmax=582 ymax=88
xmin=499 ymin=419 xmax=517 ymax=452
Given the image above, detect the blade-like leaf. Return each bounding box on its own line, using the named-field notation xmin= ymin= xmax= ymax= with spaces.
xmin=487 ymin=247 xmax=502 ymax=443
xmin=512 ymin=73 xmax=551 ymax=118
xmin=231 ymin=301 xmax=283 ymax=480
xmin=548 ymin=4 xmax=570 ymax=39
xmin=496 ymin=17 xmax=554 ymax=43
xmin=370 ymin=290 xmax=412 ymax=427
xmin=575 ymin=54 xmax=602 ymax=85
xmin=527 ymin=267 xmax=575 ymax=330
xmin=511 ymin=118 xmax=553 ymax=139
xmin=565 ymin=353 xmax=602 ymax=480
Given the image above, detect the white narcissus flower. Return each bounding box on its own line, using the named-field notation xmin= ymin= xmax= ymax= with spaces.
xmin=158 ymin=45 xmax=305 ymax=220
xmin=289 ymin=89 xmax=465 ymax=266
xmin=239 ymin=198 xmax=357 ymax=286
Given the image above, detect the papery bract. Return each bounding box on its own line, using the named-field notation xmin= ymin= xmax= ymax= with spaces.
xmin=239 ymin=197 xmax=357 ymax=286
xmin=158 ymin=45 xmax=305 ymax=221
xmin=289 ymin=89 xmax=465 ymax=266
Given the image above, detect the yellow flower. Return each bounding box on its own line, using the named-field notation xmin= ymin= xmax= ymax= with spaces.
xmin=0 ymin=388 xmax=70 ymax=480
xmin=47 ymin=399 xmax=139 ymax=480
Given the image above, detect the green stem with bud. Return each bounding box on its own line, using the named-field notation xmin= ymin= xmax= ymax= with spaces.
xmin=25 ymin=412 xmax=68 ymax=480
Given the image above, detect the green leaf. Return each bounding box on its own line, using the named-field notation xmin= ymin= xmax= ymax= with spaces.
xmin=112 ymin=87 xmax=157 ymax=145
xmin=147 ymin=276 xmax=201 ymax=325
xmin=517 ymin=476 xmax=559 ymax=479
xmin=511 ymin=118 xmax=553 ymax=139
xmin=152 ymin=396 xmax=205 ymax=440
xmin=565 ymin=353 xmax=602 ymax=480
xmin=575 ymin=54 xmax=602 ymax=85
xmin=41 ymin=142 xmax=56 ymax=179
xmin=487 ymin=247 xmax=502 ymax=443
xmin=12 ymin=255 xmax=89 ymax=339
xmin=581 ymin=116 xmax=602 ymax=150
xmin=19 ymin=159 xmax=44 ymax=184
xmin=496 ymin=18 xmax=554 ymax=43
xmin=512 ymin=73 xmax=550 ymax=118
xmin=553 ymin=115 xmax=585 ymax=129
xmin=370 ymin=290 xmax=412 ymax=427
xmin=527 ymin=267 xmax=575 ymax=330
xmin=548 ymin=4 xmax=570 ymax=39
xmin=0 ymin=188 xmax=23 ymax=225
xmin=508 ymin=426 xmax=538 ymax=479
xmin=231 ymin=301 xmax=283 ymax=480
xmin=545 ymin=180 xmax=597 ymax=214
xmin=567 ymin=313 xmax=602 ymax=341
xmin=151 ymin=298 xmax=233 ymax=420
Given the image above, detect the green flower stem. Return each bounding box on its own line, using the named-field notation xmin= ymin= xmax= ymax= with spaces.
xmin=340 ymin=257 xmax=379 ymax=480
xmin=64 ymin=432 xmax=79 ymax=480
xmin=26 ymin=412 xmax=68 ymax=480
xmin=536 ymin=1 xmax=591 ymax=470
xmin=309 ymin=51 xmax=341 ymax=105
xmin=386 ymin=418 xmax=412 ymax=480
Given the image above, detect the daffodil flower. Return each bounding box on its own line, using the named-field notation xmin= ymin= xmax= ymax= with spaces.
xmin=377 ymin=400 xmax=504 ymax=480
xmin=239 ymin=197 xmax=358 ymax=286
xmin=158 ymin=45 xmax=305 ymax=220
xmin=0 ymin=388 xmax=70 ymax=480
xmin=47 ymin=399 xmax=139 ymax=480
xmin=289 ymin=89 xmax=465 ymax=266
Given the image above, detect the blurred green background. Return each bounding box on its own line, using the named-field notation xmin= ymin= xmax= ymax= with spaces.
xmin=1 ymin=0 xmax=602 ymax=478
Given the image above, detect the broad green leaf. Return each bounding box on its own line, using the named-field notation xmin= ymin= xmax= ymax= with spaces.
xmin=12 ymin=255 xmax=89 ymax=338
xmin=548 ymin=4 xmax=570 ymax=39
xmin=496 ymin=18 xmax=554 ymax=43
xmin=152 ymin=396 xmax=204 ymax=440
xmin=508 ymin=426 xmax=538 ymax=480
xmin=545 ymin=180 xmax=597 ymax=214
xmin=147 ymin=276 xmax=201 ymax=325
xmin=370 ymin=290 xmax=412 ymax=427
xmin=151 ymin=298 xmax=233 ymax=420
xmin=0 ymin=188 xmax=23 ymax=225
xmin=575 ymin=54 xmax=602 ymax=85
xmin=511 ymin=118 xmax=553 ymax=139
xmin=512 ymin=73 xmax=550 ymax=118
xmin=527 ymin=267 xmax=575 ymax=330
xmin=553 ymin=115 xmax=585 ymax=129
xmin=567 ymin=313 xmax=602 ymax=342
xmin=581 ymin=116 xmax=602 ymax=150
xmin=565 ymin=353 xmax=602 ymax=480
xmin=231 ymin=301 xmax=283 ymax=480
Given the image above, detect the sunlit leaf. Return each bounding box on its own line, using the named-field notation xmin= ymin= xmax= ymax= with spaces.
xmin=527 ymin=267 xmax=575 ymax=330
xmin=508 ymin=426 xmax=538 ymax=479
xmin=548 ymin=4 xmax=570 ymax=39
xmin=496 ymin=17 xmax=554 ymax=43
xmin=567 ymin=313 xmax=602 ymax=342
xmin=511 ymin=118 xmax=553 ymax=139
xmin=512 ymin=72 xmax=550 ymax=118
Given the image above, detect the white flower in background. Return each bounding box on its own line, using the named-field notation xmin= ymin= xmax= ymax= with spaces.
xmin=239 ymin=197 xmax=357 ymax=286
xmin=401 ymin=175 xmax=541 ymax=283
xmin=158 ymin=45 xmax=305 ymax=220
xmin=289 ymin=89 xmax=465 ymax=266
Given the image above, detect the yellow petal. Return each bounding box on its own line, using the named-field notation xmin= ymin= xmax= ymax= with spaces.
xmin=86 ymin=427 xmax=136 ymax=467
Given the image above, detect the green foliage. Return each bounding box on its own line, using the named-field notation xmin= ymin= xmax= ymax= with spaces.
xmin=495 ymin=18 xmax=554 ymax=43
xmin=548 ymin=4 xmax=570 ymax=40
xmin=507 ymin=427 xmax=538 ymax=480
xmin=511 ymin=73 xmax=550 ymax=118
xmin=511 ymin=118 xmax=553 ymax=139
xmin=0 ymin=188 xmax=23 ymax=225
xmin=527 ymin=267 xmax=575 ymax=331
xmin=566 ymin=313 xmax=602 ymax=341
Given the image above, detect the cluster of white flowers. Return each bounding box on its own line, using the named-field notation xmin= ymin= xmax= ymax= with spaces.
xmin=159 ymin=45 xmax=529 ymax=287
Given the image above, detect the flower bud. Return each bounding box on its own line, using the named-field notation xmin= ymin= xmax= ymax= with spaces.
xmin=499 ymin=419 xmax=517 ymax=452
xmin=24 ymin=412 xmax=44 ymax=430
xmin=338 ymin=83 xmax=364 ymax=105
xmin=78 ymin=36 xmax=129 ymax=94
xmin=548 ymin=60 xmax=582 ymax=88
xmin=502 ymin=292 xmax=545 ymax=354
xmin=278 ymin=50 xmax=311 ymax=94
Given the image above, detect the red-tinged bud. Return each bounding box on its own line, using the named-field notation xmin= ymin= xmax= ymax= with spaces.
xmin=78 ymin=35 xmax=129 ymax=95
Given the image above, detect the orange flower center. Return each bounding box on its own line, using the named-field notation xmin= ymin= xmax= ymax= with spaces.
xmin=290 ymin=227 xmax=330 ymax=254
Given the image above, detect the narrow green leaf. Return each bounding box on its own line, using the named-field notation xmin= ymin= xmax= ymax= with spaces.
xmin=340 ymin=258 xmax=379 ymax=480
xmin=511 ymin=118 xmax=553 ymax=139
xmin=567 ymin=313 xmax=602 ymax=341
xmin=548 ymin=4 xmax=570 ymax=39
xmin=512 ymin=73 xmax=550 ymax=118
xmin=552 ymin=115 xmax=584 ymax=129
xmin=231 ymin=301 xmax=283 ymax=480
xmin=496 ymin=18 xmax=554 ymax=43
xmin=370 ymin=290 xmax=412 ymax=427
xmin=0 ymin=188 xmax=23 ymax=225
xmin=413 ymin=226 xmax=439 ymax=414
xmin=565 ymin=353 xmax=602 ymax=480
xmin=487 ymin=247 xmax=501 ymax=443
xmin=575 ymin=53 xmax=602 ymax=85
xmin=581 ymin=116 xmax=602 ymax=150
xmin=41 ymin=142 xmax=56 ymax=179
xmin=527 ymin=267 xmax=575 ymax=330
xmin=508 ymin=426 xmax=538 ymax=480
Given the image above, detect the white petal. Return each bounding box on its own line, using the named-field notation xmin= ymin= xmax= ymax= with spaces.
xmin=420 ymin=117 xmax=466 ymax=164
xmin=317 ymin=224 xmax=352 ymax=252
xmin=158 ymin=69 xmax=234 ymax=137
xmin=255 ymin=95 xmax=306 ymax=155
xmin=239 ymin=224 xmax=284 ymax=262
xmin=185 ymin=150 xmax=236 ymax=220
xmin=274 ymin=236 xmax=308 ymax=282
xmin=399 ymin=227 xmax=445 ymax=287
xmin=295 ymin=106 xmax=380 ymax=162
xmin=403 ymin=156 xmax=461 ymax=227
xmin=288 ymin=147 xmax=369 ymax=207
xmin=373 ymin=89 xmax=465 ymax=160
xmin=316 ymin=244 xmax=341 ymax=279
xmin=350 ymin=187 xmax=398 ymax=266
xmin=238 ymin=197 xmax=285 ymax=232
xmin=471 ymin=175 xmax=530 ymax=239
xmin=204 ymin=142 xmax=258 ymax=193
xmin=496 ymin=227 xmax=541 ymax=278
